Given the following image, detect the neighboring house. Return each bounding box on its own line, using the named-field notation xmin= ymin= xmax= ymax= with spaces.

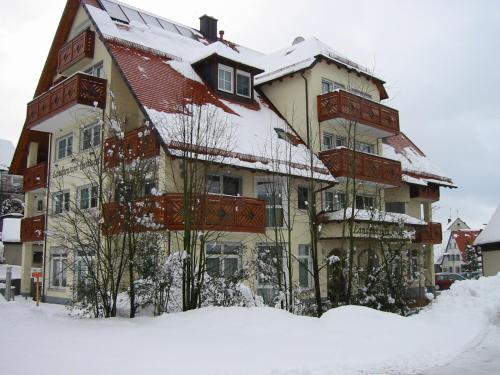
xmin=474 ymin=205 xmax=500 ymax=277
xmin=10 ymin=0 xmax=454 ymax=304
xmin=0 ymin=215 xmax=22 ymax=265
xmin=0 ymin=139 xmax=24 ymax=216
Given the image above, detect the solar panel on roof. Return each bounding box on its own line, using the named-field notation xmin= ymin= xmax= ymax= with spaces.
xmin=99 ymin=0 xmax=128 ymax=23
xmin=175 ymin=25 xmax=194 ymax=38
xmin=121 ymin=7 xmax=146 ymax=25
xmin=140 ymin=13 xmax=163 ymax=28
xmin=157 ymin=19 xmax=179 ymax=34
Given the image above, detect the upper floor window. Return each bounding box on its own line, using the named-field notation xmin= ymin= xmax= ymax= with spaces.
xmin=297 ymin=186 xmax=310 ymax=210
xmin=257 ymin=181 xmax=283 ymax=227
xmin=355 ymin=195 xmax=374 ymax=210
xmin=385 ymin=202 xmax=406 ymax=214
xmin=81 ymin=123 xmax=101 ymax=150
xmin=355 ymin=141 xmax=374 ymax=154
xmin=85 ymin=62 xmax=104 ymax=78
xmin=56 ymin=134 xmax=73 ymax=160
xmin=236 ymin=70 xmax=251 ymax=98
xmin=79 ymin=185 xmax=98 ymax=210
xmin=322 ymin=79 xmax=345 ymax=94
xmin=218 ymin=64 xmax=233 ymax=93
xmin=144 ymin=179 xmax=158 ymax=195
xmin=322 ymin=133 xmax=346 ymax=150
xmin=207 ymin=174 xmax=241 ymax=196
xmin=324 ymin=190 xmax=346 ymax=211
xmin=53 ymin=191 xmax=70 ymax=214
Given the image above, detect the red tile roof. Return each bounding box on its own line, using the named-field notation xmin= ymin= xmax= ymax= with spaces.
xmin=452 ymin=229 xmax=481 ymax=257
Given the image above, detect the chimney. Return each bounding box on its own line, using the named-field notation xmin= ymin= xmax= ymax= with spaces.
xmin=199 ymin=15 xmax=218 ymax=42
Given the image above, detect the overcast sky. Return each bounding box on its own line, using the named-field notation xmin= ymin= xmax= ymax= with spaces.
xmin=0 ymin=0 xmax=498 ymax=228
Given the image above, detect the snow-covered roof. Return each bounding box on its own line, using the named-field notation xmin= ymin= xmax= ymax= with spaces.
xmin=383 ymin=133 xmax=455 ymax=188
xmin=434 ymin=229 xmax=451 ymax=264
xmin=255 ymin=37 xmax=381 ymax=86
xmin=474 ymin=205 xmax=500 ymax=246
xmin=321 ymin=208 xmax=426 ymax=226
xmin=86 ymin=3 xmax=333 ymax=181
xmin=1 ymin=217 xmax=21 ymax=243
xmin=0 ymin=139 xmax=15 ymax=171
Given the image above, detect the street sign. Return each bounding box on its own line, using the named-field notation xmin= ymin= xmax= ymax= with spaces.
xmin=32 ymin=272 xmax=43 ymax=279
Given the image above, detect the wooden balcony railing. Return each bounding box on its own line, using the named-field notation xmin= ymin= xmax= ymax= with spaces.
xmin=409 ymin=184 xmax=440 ymax=202
xmin=414 ymin=222 xmax=442 ymax=244
xmin=57 ymin=30 xmax=95 ymax=73
xmin=20 ymin=215 xmax=45 ymax=242
xmin=23 ymin=163 xmax=47 ymax=192
xmin=319 ymin=148 xmax=402 ymax=187
xmin=102 ymin=194 xmax=266 ymax=235
xmin=317 ymin=90 xmax=399 ymax=134
xmin=26 ymin=73 xmax=107 ymax=129
xmin=104 ymin=126 xmax=161 ymax=168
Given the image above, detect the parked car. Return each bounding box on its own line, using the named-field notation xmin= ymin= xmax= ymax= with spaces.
xmin=435 ymin=273 xmax=466 ymax=290
xmin=461 ymin=271 xmax=482 ymax=280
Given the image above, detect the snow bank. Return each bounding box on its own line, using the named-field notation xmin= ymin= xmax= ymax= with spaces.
xmin=1 ymin=275 xmax=499 ymax=374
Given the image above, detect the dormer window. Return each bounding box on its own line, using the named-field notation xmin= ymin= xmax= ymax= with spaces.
xmin=236 ymin=70 xmax=251 ymax=98
xmin=218 ymin=64 xmax=233 ymax=93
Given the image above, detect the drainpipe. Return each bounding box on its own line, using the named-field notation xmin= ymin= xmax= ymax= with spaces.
xmin=41 ymin=133 xmax=53 ymax=301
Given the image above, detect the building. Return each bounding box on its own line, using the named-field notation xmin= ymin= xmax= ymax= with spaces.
xmin=0 ymin=139 xmax=24 ymax=216
xmin=0 ymin=215 xmax=22 ymax=265
xmin=10 ymin=0 xmax=454 ymax=305
xmin=474 ymin=205 xmax=500 ymax=277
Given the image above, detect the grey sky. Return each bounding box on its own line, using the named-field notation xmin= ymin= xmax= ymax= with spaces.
xmin=1 ymin=0 xmax=498 ymax=228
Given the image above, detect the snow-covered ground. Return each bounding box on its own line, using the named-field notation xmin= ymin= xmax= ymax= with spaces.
xmin=1 ymin=275 xmax=499 ymax=375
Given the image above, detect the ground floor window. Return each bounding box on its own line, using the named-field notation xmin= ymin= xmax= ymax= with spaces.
xmin=257 ymin=180 xmax=284 ymax=227
xmin=298 ymin=244 xmax=312 ymax=288
xmin=75 ymin=249 xmax=96 ymax=298
xmin=50 ymin=248 xmax=68 ymax=289
xmin=257 ymin=244 xmax=284 ymax=304
xmin=206 ymin=242 xmax=241 ymax=278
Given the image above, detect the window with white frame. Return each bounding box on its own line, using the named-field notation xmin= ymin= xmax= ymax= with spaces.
xmin=75 ymin=248 xmax=95 ymax=296
xmin=351 ymin=88 xmax=372 ymax=99
xmin=53 ymin=191 xmax=70 ymax=214
xmin=50 ymin=248 xmax=68 ymax=289
xmin=324 ymin=190 xmax=346 ymax=211
xmin=256 ymin=244 xmax=284 ymax=305
xmin=207 ymin=174 xmax=241 ymax=196
xmin=85 ymin=61 xmax=104 ymax=78
xmin=81 ymin=123 xmax=101 ymax=150
xmin=322 ymin=133 xmax=346 ymax=151
xmin=355 ymin=194 xmax=374 ymax=210
xmin=206 ymin=242 xmax=241 ymax=278
xmin=298 ymin=244 xmax=312 ymax=288
xmin=218 ymin=64 xmax=233 ymax=93
xmin=321 ymin=78 xmax=345 ymax=94
xmin=257 ymin=180 xmax=283 ymax=227
xmin=236 ymin=70 xmax=251 ymax=98
xmin=355 ymin=141 xmax=374 ymax=154
xmin=79 ymin=185 xmax=98 ymax=210
xmin=56 ymin=134 xmax=73 ymax=160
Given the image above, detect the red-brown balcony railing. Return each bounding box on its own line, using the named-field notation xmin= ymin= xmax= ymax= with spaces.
xmin=23 ymin=163 xmax=47 ymax=192
xmin=317 ymin=90 xmax=399 ymax=134
xmin=414 ymin=222 xmax=442 ymax=244
xmin=409 ymin=184 xmax=440 ymax=202
xmin=57 ymin=30 xmax=95 ymax=73
xmin=102 ymin=194 xmax=266 ymax=234
xmin=319 ymin=148 xmax=402 ymax=187
xmin=20 ymin=215 xmax=45 ymax=242
xmin=104 ymin=126 xmax=161 ymax=168
xmin=26 ymin=73 xmax=107 ymax=129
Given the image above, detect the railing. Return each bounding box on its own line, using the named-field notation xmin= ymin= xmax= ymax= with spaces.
xmin=23 ymin=163 xmax=47 ymax=192
xmin=102 ymin=194 xmax=266 ymax=234
xmin=414 ymin=222 xmax=442 ymax=244
xmin=409 ymin=184 xmax=440 ymax=202
xmin=26 ymin=73 xmax=107 ymax=129
xmin=57 ymin=30 xmax=95 ymax=73
xmin=317 ymin=90 xmax=399 ymax=134
xmin=319 ymin=148 xmax=402 ymax=186
xmin=104 ymin=126 xmax=160 ymax=168
xmin=20 ymin=215 xmax=45 ymax=242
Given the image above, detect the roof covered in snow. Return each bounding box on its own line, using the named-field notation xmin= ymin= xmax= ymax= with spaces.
xmin=1 ymin=217 xmax=21 ymax=243
xmin=321 ymin=208 xmax=426 ymax=226
xmin=0 ymin=139 xmax=15 ymax=171
xmin=86 ymin=3 xmax=333 ymax=181
xmin=474 ymin=205 xmax=500 ymax=246
xmin=383 ymin=133 xmax=455 ymax=188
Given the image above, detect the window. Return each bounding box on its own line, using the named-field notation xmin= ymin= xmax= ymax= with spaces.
xmin=355 ymin=195 xmax=374 ymax=210
xmin=297 ymin=186 xmax=310 ymax=210
xmin=56 ymin=134 xmax=73 ymax=160
xmin=144 ymin=180 xmax=158 ymax=196
xmin=236 ymin=70 xmax=251 ymax=98
xmin=257 ymin=244 xmax=284 ymax=305
xmin=408 ymin=249 xmax=418 ymax=279
xmin=385 ymin=202 xmax=406 ymax=214
xmin=355 ymin=141 xmax=374 ymax=154
xmin=50 ymin=248 xmax=68 ymax=289
xmin=321 ymin=79 xmax=345 ymax=94
xmin=325 ymin=190 xmax=346 ymax=211
xmin=257 ymin=181 xmax=283 ymax=227
xmin=79 ymin=186 xmax=98 ymax=210
xmin=81 ymin=123 xmax=101 ymax=150
xmin=351 ymin=88 xmax=372 ymax=99
xmin=206 ymin=242 xmax=241 ymax=278
xmin=36 ymin=199 xmax=44 ymax=212
xmin=298 ymin=245 xmax=312 ymax=288
xmin=75 ymin=249 xmax=96 ymax=297
xmin=53 ymin=191 xmax=70 ymax=214
xmin=322 ymin=133 xmax=346 ymax=151
xmin=85 ymin=62 xmax=104 ymax=78
xmin=218 ymin=64 xmax=233 ymax=93
xmin=207 ymin=175 xmax=241 ymax=196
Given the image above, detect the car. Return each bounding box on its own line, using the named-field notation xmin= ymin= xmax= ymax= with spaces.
xmin=435 ymin=272 xmax=466 ymax=290
xmin=461 ymin=271 xmax=482 ymax=280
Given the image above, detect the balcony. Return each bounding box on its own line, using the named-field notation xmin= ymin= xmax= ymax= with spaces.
xmin=104 ymin=126 xmax=160 ymax=168
xmin=317 ymin=90 xmax=399 ymax=136
xmin=23 ymin=163 xmax=47 ymax=192
xmin=57 ymin=30 xmax=95 ymax=73
xmin=20 ymin=215 xmax=45 ymax=242
xmin=319 ymin=148 xmax=402 ymax=187
xmin=409 ymin=183 xmax=440 ymax=202
xmin=102 ymin=194 xmax=266 ymax=234
xmin=414 ymin=222 xmax=442 ymax=244
xmin=26 ymin=73 xmax=107 ymax=131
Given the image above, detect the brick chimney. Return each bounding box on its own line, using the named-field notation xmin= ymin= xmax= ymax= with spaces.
xmin=199 ymin=15 xmax=218 ymax=42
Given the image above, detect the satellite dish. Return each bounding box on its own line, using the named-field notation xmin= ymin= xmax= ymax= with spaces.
xmin=292 ymin=36 xmax=305 ymax=46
